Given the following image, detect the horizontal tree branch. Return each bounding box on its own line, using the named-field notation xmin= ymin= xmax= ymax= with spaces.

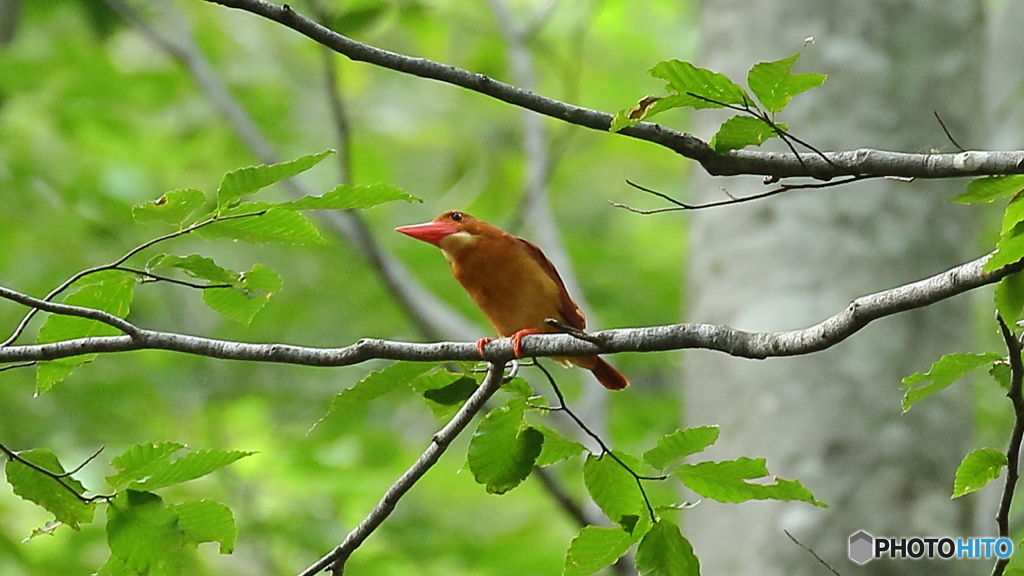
xmin=1 ymin=252 xmax=1019 ymax=367
xmin=204 ymin=0 xmax=1024 ymax=180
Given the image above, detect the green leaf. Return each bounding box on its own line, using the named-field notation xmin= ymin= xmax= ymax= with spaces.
xmin=36 ymin=270 xmax=136 ymax=393
xmin=649 ymin=60 xmax=750 ymax=110
xmin=202 ymin=204 xmax=325 ymax=245
xmin=133 ymin=450 xmax=254 ymax=491
xmin=5 ymin=449 xmax=95 ymax=529
xmin=132 ymin=189 xmax=208 ymax=226
xmin=106 ymin=490 xmax=186 ymax=575
xmin=146 ymin=254 xmax=238 ymax=285
xmin=172 ymin=500 xmax=237 ymax=554
xmin=951 ymin=175 xmax=1024 ymax=204
xmin=107 ymin=442 xmax=186 ymax=490
xmin=277 ymin=183 xmax=420 ymax=210
xmin=991 ymin=361 xmax=1012 ymax=390
xmin=997 ymin=272 xmax=1024 ymax=327
xmin=201 ymin=264 xmax=282 ymax=324
xmin=710 ymin=115 xmax=781 ymax=152
xmin=216 ymin=150 xmax=334 ymax=209
xmin=609 ymin=95 xmax=665 ymax=132
xmin=535 ymin=426 xmax=586 ymax=467
xmin=953 ymin=448 xmax=1007 ymax=498
xmin=410 ymin=372 xmax=477 ymax=419
xmin=421 ymin=377 xmax=477 ymax=404
xmin=107 ymin=443 xmax=252 ymax=492
xmin=901 ymin=352 xmax=1002 ymax=412
xmin=643 ymin=426 xmax=720 ymax=471
xmin=675 ymin=457 xmax=825 ymax=506
xmin=563 ymin=525 xmax=639 ymax=576
xmin=747 ymin=52 xmax=825 ymax=114
xmin=467 ymin=398 xmax=544 ymax=494
xmin=323 ymin=362 xmax=435 ymax=422
xmin=635 ymin=519 xmax=700 ymax=576
xmin=1002 ymin=194 xmax=1024 ymax=235
xmin=987 ymin=222 xmax=1024 ymax=272
xmin=583 ymin=452 xmax=648 ymax=525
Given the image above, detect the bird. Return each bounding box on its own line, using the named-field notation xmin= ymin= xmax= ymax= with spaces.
xmin=395 ymin=210 xmax=629 ymax=390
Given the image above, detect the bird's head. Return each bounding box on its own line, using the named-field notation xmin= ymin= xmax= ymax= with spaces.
xmin=395 ymin=211 xmax=490 ymax=250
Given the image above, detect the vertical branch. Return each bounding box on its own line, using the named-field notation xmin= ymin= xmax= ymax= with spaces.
xmin=993 ymin=315 xmax=1024 ymax=576
xmin=297 ymin=361 xmax=508 ymax=576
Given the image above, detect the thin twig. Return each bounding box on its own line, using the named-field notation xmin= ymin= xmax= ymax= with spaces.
xmin=783 ymin=530 xmax=841 ymax=576
xmin=614 ymin=175 xmax=873 ymax=214
xmin=533 ymin=360 xmax=664 ymax=523
xmin=0 ymin=210 xmax=266 ymax=347
xmin=297 ymin=361 xmax=507 ymax=576
xmin=113 ymin=267 xmax=233 ymax=290
xmin=0 ymin=361 xmax=34 ymax=372
xmin=934 ymin=111 xmax=966 ymax=153
xmin=993 ymin=315 xmax=1024 ymax=576
xmin=0 ymin=442 xmax=112 ymax=504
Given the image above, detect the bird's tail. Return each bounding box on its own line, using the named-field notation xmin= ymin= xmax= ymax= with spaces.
xmin=563 ymin=355 xmax=629 ymax=390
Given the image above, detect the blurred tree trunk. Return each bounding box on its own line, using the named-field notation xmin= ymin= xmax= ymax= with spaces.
xmin=684 ymin=1 xmax=982 ymax=574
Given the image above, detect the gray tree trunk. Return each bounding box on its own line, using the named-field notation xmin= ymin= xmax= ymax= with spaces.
xmin=684 ymin=1 xmax=982 ymax=575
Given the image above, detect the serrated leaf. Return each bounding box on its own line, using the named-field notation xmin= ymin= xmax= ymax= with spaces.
xmin=411 ymin=371 xmax=477 ymax=419
xmin=216 ymin=150 xmax=334 ymax=209
xmin=5 ymin=449 xmax=95 ymax=529
xmin=563 ymin=525 xmax=639 ymax=576
xmin=997 ymin=272 xmax=1024 ymax=327
xmin=1002 ymin=194 xmax=1024 ymax=235
xmin=106 ymin=490 xmax=185 ymax=575
xmin=610 ymin=95 xmax=664 ymax=132
xmin=583 ymin=453 xmax=648 ymax=525
xmin=36 ymin=270 xmax=135 ymax=393
xmin=711 ymin=116 xmax=782 ymax=152
xmin=202 ymin=204 xmax=325 ymax=244
xmin=107 ymin=442 xmax=186 ymax=490
xmin=747 ymin=52 xmax=825 ymax=114
xmin=675 ymin=457 xmax=825 ymax=506
xmin=952 ymin=175 xmax=1024 ymax=204
xmin=649 ymin=60 xmax=750 ymax=110
xmin=324 ymin=362 xmax=434 ymax=422
xmin=202 ymin=264 xmax=282 ymax=324
xmin=277 ymin=183 xmax=420 ymax=210
xmin=133 ymin=189 xmax=208 ymax=225
xmin=535 ymin=426 xmax=586 ymax=467
xmin=501 ymin=376 xmax=534 ymax=397
xmin=644 ymin=426 xmax=720 ymax=471
xmin=991 ymin=361 xmax=1012 ymax=390
xmin=953 ymin=448 xmax=1007 ymax=498
xmin=133 ymin=450 xmax=254 ymax=491
xmin=146 ymin=254 xmax=238 ymax=285
xmin=636 ymin=519 xmax=700 ymax=576
xmin=172 ymin=500 xmax=237 ymax=554
xmin=901 ymin=352 xmax=1002 ymax=412
xmin=467 ymin=398 xmax=543 ymax=494
xmin=986 ymin=222 xmax=1024 ymax=272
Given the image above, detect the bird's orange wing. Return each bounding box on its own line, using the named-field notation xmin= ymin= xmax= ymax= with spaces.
xmin=515 ymin=237 xmax=586 ymax=331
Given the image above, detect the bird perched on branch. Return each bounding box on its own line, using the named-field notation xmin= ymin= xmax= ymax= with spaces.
xmin=396 ymin=210 xmax=628 ymax=390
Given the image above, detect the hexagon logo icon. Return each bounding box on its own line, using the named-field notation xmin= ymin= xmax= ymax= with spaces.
xmin=849 ymin=531 xmax=874 ymax=565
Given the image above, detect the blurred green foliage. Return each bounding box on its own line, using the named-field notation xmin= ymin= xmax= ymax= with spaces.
xmin=0 ymin=0 xmax=695 ymax=573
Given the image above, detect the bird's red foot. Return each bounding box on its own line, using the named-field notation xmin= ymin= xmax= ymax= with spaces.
xmin=509 ymin=328 xmax=543 ymax=359
xmin=476 ymin=337 xmax=494 ymax=359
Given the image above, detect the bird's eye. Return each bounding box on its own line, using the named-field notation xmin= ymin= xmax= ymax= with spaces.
xmin=450 ymin=212 xmax=463 ymax=222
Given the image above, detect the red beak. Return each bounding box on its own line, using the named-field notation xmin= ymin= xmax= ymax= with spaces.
xmin=395 ymin=221 xmax=460 ymax=247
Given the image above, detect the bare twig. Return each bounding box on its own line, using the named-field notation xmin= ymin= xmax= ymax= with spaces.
xmin=934 ymin=111 xmax=967 ymax=153
xmin=297 ymin=361 xmax=507 ymax=576
xmin=612 ymin=175 xmax=875 ymax=214
xmin=113 ymin=267 xmax=233 ymax=290
xmin=783 ymin=530 xmax=841 ymax=576
xmin=993 ymin=316 xmax=1024 ymax=576
xmin=533 ymin=360 xmax=664 ymax=523
xmin=202 ymin=0 xmax=1024 ymax=180
xmin=1 ymin=252 xmax=1021 ymax=367
xmin=0 ymin=442 xmax=112 ymax=504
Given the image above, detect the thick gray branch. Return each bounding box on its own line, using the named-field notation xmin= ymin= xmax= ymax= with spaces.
xmin=2 ymin=253 xmax=1018 ymax=366
xmin=204 ymin=0 xmax=1024 ymax=180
